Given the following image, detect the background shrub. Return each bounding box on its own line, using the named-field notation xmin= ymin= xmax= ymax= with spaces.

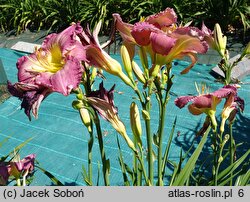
xmin=0 ymin=0 xmax=249 ymax=40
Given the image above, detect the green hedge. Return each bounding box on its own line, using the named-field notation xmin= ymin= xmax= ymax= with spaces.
xmin=0 ymin=0 xmax=249 ymax=35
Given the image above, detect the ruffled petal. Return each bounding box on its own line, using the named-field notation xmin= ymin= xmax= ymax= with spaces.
xmin=212 ymin=84 xmax=238 ymax=98
xmin=145 ymin=7 xmax=177 ymax=28
xmin=174 ymin=95 xmax=196 ymax=108
xmin=50 ymin=55 xmax=82 ymax=96
xmin=192 ymin=94 xmax=213 ymax=108
xmin=112 ymin=13 xmax=135 ymax=44
xmin=131 ymin=22 xmax=159 ymax=46
xmin=17 ymin=54 xmax=40 ymax=83
xmin=150 ymin=32 xmax=176 ymax=55
xmin=165 ymin=35 xmax=208 ymax=65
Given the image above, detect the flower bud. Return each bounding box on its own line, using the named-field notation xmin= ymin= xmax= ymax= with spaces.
xmin=132 ymin=61 xmax=146 ymax=84
xmin=142 ymin=109 xmax=150 ymax=120
xmin=79 ymin=108 xmax=92 ymax=133
xmin=223 ymin=134 xmax=230 ymax=143
xmin=130 ymin=102 xmax=142 ymax=146
xmin=90 ymin=68 xmax=97 ymax=81
xmin=139 ymin=47 xmax=149 ymax=74
xmin=241 ymin=41 xmax=250 ymax=58
xmin=76 ymin=93 xmax=84 ymax=100
xmin=218 ymin=156 xmax=223 ymax=163
xmin=214 ymin=23 xmax=227 ymax=57
xmin=121 ymin=45 xmax=133 ymax=81
xmin=72 ymin=100 xmax=84 ymax=110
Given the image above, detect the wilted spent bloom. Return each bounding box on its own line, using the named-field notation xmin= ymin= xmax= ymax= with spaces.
xmin=87 ymin=82 xmax=136 ymax=152
xmin=8 ymin=23 xmax=85 ymax=120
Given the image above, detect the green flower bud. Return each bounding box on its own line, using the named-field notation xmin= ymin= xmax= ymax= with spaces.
xmin=139 ymin=47 xmax=149 ymax=76
xmin=241 ymin=41 xmax=250 ymax=58
xmin=218 ymin=156 xmax=223 ymax=163
xmin=214 ymin=23 xmax=227 ymax=57
xmin=72 ymin=100 xmax=84 ymax=110
xmin=142 ymin=109 xmax=150 ymax=120
xmin=121 ymin=45 xmax=133 ymax=81
xmin=132 ymin=61 xmax=146 ymax=84
xmin=79 ymin=108 xmax=92 ymax=133
xmin=130 ymin=102 xmax=142 ymax=146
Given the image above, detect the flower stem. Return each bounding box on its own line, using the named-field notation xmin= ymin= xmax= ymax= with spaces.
xmin=145 ymin=116 xmax=153 ymax=184
xmin=229 ymin=123 xmax=234 ymax=186
xmin=157 ymin=100 xmax=166 ymax=186
xmin=136 ymin=147 xmax=150 ymax=185
xmin=87 ymin=130 xmax=94 ymax=185
xmin=94 ymin=115 xmax=110 ymax=186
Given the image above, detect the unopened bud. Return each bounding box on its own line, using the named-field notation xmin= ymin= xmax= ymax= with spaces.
xmin=139 ymin=47 xmax=149 ymax=75
xmin=72 ymin=100 xmax=84 ymax=110
xmin=79 ymin=108 xmax=92 ymax=133
xmin=132 ymin=61 xmax=146 ymax=84
xmin=142 ymin=109 xmax=150 ymax=120
xmin=130 ymin=102 xmax=142 ymax=146
xmin=223 ymin=134 xmax=230 ymax=143
xmin=214 ymin=23 xmax=227 ymax=57
xmin=90 ymin=68 xmax=97 ymax=81
xmin=241 ymin=41 xmax=250 ymax=57
xmin=218 ymin=156 xmax=223 ymax=163
xmin=121 ymin=45 xmax=133 ymax=81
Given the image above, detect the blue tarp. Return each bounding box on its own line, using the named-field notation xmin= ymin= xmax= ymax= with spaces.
xmin=0 ymin=48 xmax=249 ymax=185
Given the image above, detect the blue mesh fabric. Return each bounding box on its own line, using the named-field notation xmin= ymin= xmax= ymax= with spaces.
xmin=0 ymin=48 xmax=249 ymax=185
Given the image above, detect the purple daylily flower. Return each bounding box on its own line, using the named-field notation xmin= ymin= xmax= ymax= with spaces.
xmin=87 ymin=82 xmax=136 ymax=151
xmin=175 ymin=84 xmax=243 ymax=132
xmin=113 ymin=8 xmax=208 ymax=75
xmin=8 ymin=23 xmax=85 ymax=120
xmin=0 ymin=154 xmax=36 ymax=185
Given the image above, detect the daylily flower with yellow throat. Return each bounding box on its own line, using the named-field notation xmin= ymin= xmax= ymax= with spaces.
xmin=8 ymin=23 xmax=85 ymax=120
xmin=113 ymin=8 xmax=208 ymax=76
xmin=175 ymin=85 xmax=240 ymax=130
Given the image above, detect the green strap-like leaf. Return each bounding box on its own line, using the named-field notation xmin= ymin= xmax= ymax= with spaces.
xmin=172 ymin=126 xmax=210 ymax=186
xmin=36 ymin=165 xmax=63 ymax=186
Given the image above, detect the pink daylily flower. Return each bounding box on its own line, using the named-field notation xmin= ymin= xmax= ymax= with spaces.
xmin=145 ymin=7 xmax=177 ymax=30
xmin=175 ymin=85 xmax=243 ymax=131
xmin=114 ymin=8 xmax=208 ymax=75
xmin=0 ymin=163 xmax=9 ymax=185
xmin=0 ymin=154 xmax=35 ymax=185
xmin=9 ymin=154 xmax=36 ymax=178
xmin=8 ymin=23 xmax=85 ymax=120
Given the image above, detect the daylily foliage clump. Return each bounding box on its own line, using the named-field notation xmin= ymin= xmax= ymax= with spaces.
xmin=5 ymin=8 xmax=249 ymax=186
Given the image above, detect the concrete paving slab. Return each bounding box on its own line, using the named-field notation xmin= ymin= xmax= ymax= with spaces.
xmin=211 ymin=54 xmax=250 ymax=81
xmin=10 ymin=41 xmax=41 ymax=53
